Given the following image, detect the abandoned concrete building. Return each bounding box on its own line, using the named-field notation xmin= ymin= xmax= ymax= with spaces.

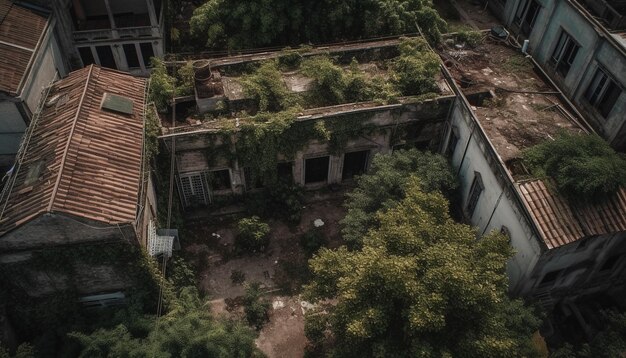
xmin=11 ymin=0 xmax=164 ymax=76
xmin=487 ymin=0 xmax=626 ymax=151
xmin=157 ymin=35 xmax=626 ymax=323
xmin=0 ymin=0 xmax=67 ymax=167
xmin=0 ymin=65 xmax=159 ymax=305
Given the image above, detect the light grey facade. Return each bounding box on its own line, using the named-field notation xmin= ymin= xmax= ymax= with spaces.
xmin=489 ymin=0 xmax=626 ymax=151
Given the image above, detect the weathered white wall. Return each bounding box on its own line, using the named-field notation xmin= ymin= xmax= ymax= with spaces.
xmin=446 ymin=98 xmax=543 ymax=294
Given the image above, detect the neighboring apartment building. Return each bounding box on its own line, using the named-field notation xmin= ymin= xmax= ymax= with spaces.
xmin=19 ymin=0 xmax=164 ymax=76
xmin=0 ymin=65 xmax=159 ymax=302
xmin=440 ymin=38 xmax=626 ymax=318
xmin=487 ymin=0 xmax=626 ymax=151
xmin=0 ymin=0 xmax=67 ymax=167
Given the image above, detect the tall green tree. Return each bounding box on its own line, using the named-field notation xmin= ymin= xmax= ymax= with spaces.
xmin=190 ymin=0 xmax=447 ymax=50
xmin=305 ymin=177 xmax=541 ymax=357
xmin=70 ymin=288 xmax=262 ymax=357
xmin=341 ymin=149 xmax=457 ymax=248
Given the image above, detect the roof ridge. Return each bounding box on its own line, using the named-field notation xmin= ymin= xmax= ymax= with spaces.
xmin=47 ymin=65 xmax=94 ymax=212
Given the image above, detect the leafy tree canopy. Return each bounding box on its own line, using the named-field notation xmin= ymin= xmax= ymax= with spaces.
xmin=523 ymin=133 xmax=626 ymax=201
xmin=70 ymin=288 xmax=262 ymax=358
xmin=305 ymin=177 xmax=541 ymax=357
xmin=190 ymin=0 xmax=447 ymax=50
xmin=551 ymin=310 xmax=626 ymax=358
xmin=341 ymin=149 xmax=457 ymax=248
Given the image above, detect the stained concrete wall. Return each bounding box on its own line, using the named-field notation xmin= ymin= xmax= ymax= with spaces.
xmin=446 ymin=98 xmax=543 ymax=294
xmin=169 ymin=96 xmax=454 ymax=206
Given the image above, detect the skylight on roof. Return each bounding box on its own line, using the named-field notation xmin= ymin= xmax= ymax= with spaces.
xmin=101 ymin=93 xmax=134 ymax=115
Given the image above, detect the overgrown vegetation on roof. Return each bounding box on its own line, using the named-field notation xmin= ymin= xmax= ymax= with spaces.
xmin=523 ymin=133 xmax=626 ymax=201
xmin=148 ymin=59 xmax=195 ymax=112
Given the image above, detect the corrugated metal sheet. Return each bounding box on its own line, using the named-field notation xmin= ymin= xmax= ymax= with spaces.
xmin=0 ymin=65 xmax=147 ymax=235
xmin=518 ymin=180 xmax=626 ymax=249
xmin=0 ymin=0 xmax=48 ymax=94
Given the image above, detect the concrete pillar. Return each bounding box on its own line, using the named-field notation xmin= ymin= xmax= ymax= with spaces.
xmin=103 ymin=0 xmax=119 ymax=38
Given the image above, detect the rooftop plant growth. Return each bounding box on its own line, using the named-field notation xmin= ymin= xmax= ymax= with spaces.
xmin=235 ymin=37 xmax=440 ymax=110
xmin=523 ymin=133 xmax=626 ymax=201
xmin=148 ymin=59 xmax=195 ymax=112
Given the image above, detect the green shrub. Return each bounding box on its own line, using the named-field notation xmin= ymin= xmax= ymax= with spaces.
xmin=300 ymin=56 xmax=347 ymax=105
xmin=148 ymin=58 xmax=176 ymax=112
xmin=299 ymin=227 xmax=327 ymax=257
xmin=245 ymin=182 xmax=305 ymax=224
xmin=390 ymin=38 xmax=440 ymax=96
xmin=176 ymin=61 xmax=195 ymax=96
xmin=523 ymin=133 xmax=626 ymax=201
xmin=240 ymin=60 xmax=296 ymax=111
xmin=236 ymin=216 xmax=271 ymax=253
xmin=455 ymin=30 xmax=483 ymax=48
xmin=243 ymin=282 xmax=270 ymax=330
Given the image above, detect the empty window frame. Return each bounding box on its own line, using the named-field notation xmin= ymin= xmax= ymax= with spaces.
xmin=78 ymin=46 xmax=96 ymax=66
xmin=585 ymin=68 xmax=622 ymax=118
xmin=539 ymin=269 xmax=562 ymax=286
xmin=342 ymin=150 xmax=369 ymax=181
xmin=208 ymin=169 xmax=231 ymax=191
xmin=179 ymin=172 xmax=209 ymax=207
xmin=514 ymin=0 xmax=541 ymax=35
xmin=304 ymin=156 xmax=330 ymax=184
xmin=244 ymin=167 xmax=263 ymax=191
xmin=277 ymin=161 xmax=294 ymax=183
xmin=123 ymin=44 xmax=141 ymax=69
xmin=446 ymin=129 xmax=459 ymax=158
xmin=550 ymin=31 xmax=580 ymax=78
xmin=140 ymin=42 xmax=155 ymax=68
xmin=466 ymin=172 xmax=484 ymax=217
xmin=95 ymin=45 xmax=117 ymax=69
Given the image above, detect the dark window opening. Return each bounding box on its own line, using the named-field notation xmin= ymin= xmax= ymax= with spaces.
xmin=78 ymin=47 xmax=95 ymax=66
xmin=550 ymin=31 xmax=580 ymax=78
xmin=600 ymin=255 xmax=621 ymax=272
xmin=96 ymin=46 xmax=117 ymax=69
xmin=342 ymin=150 xmax=369 ymax=181
xmin=466 ymin=172 xmax=484 ymax=217
xmin=404 ymin=122 xmax=425 ymax=142
xmin=244 ymin=167 xmax=264 ymax=191
xmin=209 ymin=169 xmax=231 ymax=191
xmin=305 ymin=156 xmax=329 ymax=184
xmin=514 ymin=0 xmax=541 ymax=35
xmin=585 ymin=68 xmax=622 ymax=118
xmin=446 ymin=131 xmax=458 ymax=158
xmin=140 ymin=43 xmax=155 ymax=68
xmin=277 ymin=162 xmax=294 ymax=183
xmin=540 ymin=269 xmax=562 ymax=285
xmin=123 ymin=44 xmax=140 ymax=69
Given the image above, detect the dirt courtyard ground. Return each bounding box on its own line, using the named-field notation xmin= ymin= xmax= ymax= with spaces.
xmin=182 ymin=197 xmax=346 ymax=358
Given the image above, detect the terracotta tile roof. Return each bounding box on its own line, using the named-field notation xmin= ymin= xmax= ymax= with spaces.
xmin=0 ymin=0 xmax=49 ymax=95
xmin=518 ymin=180 xmax=626 ymax=249
xmin=0 ymin=65 xmax=147 ymax=235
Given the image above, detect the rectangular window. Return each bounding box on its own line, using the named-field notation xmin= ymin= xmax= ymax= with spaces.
xmin=446 ymin=130 xmax=458 ymax=158
xmin=550 ymin=31 xmax=580 ymax=78
xmin=78 ymin=47 xmax=95 ymax=66
xmin=585 ymin=68 xmax=622 ymax=118
xmin=277 ymin=162 xmax=294 ymax=183
xmin=244 ymin=167 xmax=263 ymax=191
xmin=179 ymin=173 xmax=208 ymax=207
xmin=209 ymin=169 xmax=231 ymax=191
xmin=514 ymin=0 xmax=540 ymax=35
xmin=96 ymin=45 xmax=117 ymax=69
xmin=466 ymin=172 xmax=484 ymax=217
xmin=140 ymin=42 xmax=155 ymax=68
xmin=123 ymin=44 xmax=140 ymax=69
xmin=342 ymin=150 xmax=369 ymax=181
xmin=305 ymin=156 xmax=330 ymax=184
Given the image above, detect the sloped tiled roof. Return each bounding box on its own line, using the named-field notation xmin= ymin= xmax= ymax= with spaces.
xmin=0 ymin=65 xmax=147 ymax=235
xmin=518 ymin=180 xmax=626 ymax=249
xmin=0 ymin=0 xmax=49 ymax=95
